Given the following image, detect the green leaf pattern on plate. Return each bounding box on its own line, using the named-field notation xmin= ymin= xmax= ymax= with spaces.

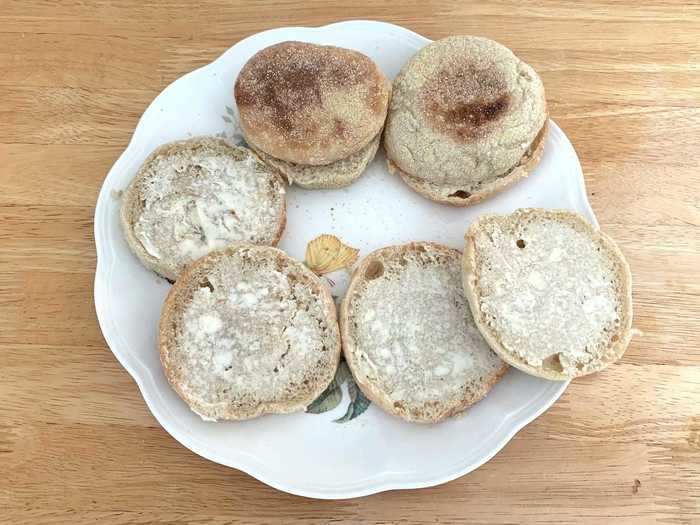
xmin=334 ymin=360 xmax=352 ymax=386
xmin=306 ymin=378 xmax=342 ymax=414
xmin=306 ymin=360 xmax=371 ymax=423
xmin=218 ymin=105 xmax=246 ymax=146
xmin=333 ymin=380 xmax=371 ymax=423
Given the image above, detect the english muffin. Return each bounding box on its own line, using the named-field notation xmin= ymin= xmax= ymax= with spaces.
xmin=249 ymin=133 xmax=381 ymax=190
xmin=235 ymin=41 xmax=391 ymax=188
xmin=120 ymin=137 xmax=286 ymax=281
xmin=463 ymin=209 xmax=634 ymax=380
xmin=160 ymin=244 xmax=342 ymax=421
xmin=340 ymin=242 xmax=508 ymax=423
xmin=384 ymin=36 xmax=547 ymax=206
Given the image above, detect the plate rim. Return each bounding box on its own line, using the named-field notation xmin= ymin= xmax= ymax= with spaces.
xmin=94 ymin=19 xmax=591 ymax=499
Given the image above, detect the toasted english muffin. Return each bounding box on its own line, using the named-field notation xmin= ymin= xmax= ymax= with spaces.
xmin=120 ymin=137 xmax=286 ymax=281
xmin=235 ymin=41 xmax=391 ymax=166
xmin=340 ymin=242 xmax=508 ymax=423
xmin=463 ymin=209 xmax=634 ymax=380
xmin=384 ymin=36 xmax=547 ymax=206
xmin=159 ymin=244 xmax=342 ymax=421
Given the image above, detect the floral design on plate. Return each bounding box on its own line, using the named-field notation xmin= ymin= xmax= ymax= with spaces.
xmin=216 ymin=105 xmax=246 ymax=146
xmin=307 ymin=360 xmax=371 ymax=422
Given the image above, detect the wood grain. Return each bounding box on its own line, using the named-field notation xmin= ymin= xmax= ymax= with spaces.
xmin=1 ymin=2 xmax=698 ymax=524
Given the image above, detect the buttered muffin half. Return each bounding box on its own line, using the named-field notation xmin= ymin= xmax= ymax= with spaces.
xmin=384 ymin=36 xmax=547 ymax=206
xmin=340 ymin=242 xmax=507 ymax=423
xmin=235 ymin=41 xmax=391 ymax=188
xmin=159 ymin=244 xmax=341 ymax=421
xmin=120 ymin=137 xmax=286 ymax=281
xmin=463 ymin=209 xmax=634 ymax=380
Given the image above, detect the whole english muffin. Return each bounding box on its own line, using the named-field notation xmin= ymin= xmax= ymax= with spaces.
xmin=340 ymin=242 xmax=508 ymax=423
xmin=463 ymin=209 xmax=634 ymax=380
xmin=384 ymin=36 xmax=547 ymax=206
xmin=235 ymin=41 xmax=391 ymax=166
xmin=160 ymin=244 xmax=342 ymax=421
xmin=120 ymin=137 xmax=286 ymax=281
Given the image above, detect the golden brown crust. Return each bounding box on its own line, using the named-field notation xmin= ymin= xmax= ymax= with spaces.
xmin=159 ymin=244 xmax=341 ymax=420
xmin=340 ymin=242 xmax=508 ymax=423
xmin=272 ymin=199 xmax=287 ymax=245
xmin=421 ymin=62 xmax=511 ymax=143
xmin=384 ymin=36 xmax=547 ymax=196
xmin=386 ymin=120 xmax=548 ymax=207
xmin=462 ymin=209 xmax=634 ymax=380
xmin=235 ymin=41 xmax=391 ymax=165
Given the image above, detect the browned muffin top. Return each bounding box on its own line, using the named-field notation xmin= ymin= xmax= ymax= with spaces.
xmin=235 ymin=41 xmax=390 ymax=165
xmin=384 ymin=36 xmax=546 ymax=189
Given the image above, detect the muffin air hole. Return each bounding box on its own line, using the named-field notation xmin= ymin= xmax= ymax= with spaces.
xmin=542 ymin=353 xmax=564 ymax=373
xmin=449 ymin=190 xmax=471 ymax=199
xmin=365 ymin=261 xmax=384 ymax=280
xmin=199 ymin=279 xmax=215 ymax=292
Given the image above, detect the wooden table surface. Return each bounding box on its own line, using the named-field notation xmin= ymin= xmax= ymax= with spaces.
xmin=1 ymin=1 xmax=699 ymax=524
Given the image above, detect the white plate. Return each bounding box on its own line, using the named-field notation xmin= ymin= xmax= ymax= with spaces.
xmin=94 ymin=20 xmax=595 ymax=499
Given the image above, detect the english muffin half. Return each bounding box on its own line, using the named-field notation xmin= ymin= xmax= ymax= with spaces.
xmin=340 ymin=242 xmax=508 ymax=423
xmin=160 ymin=244 xmax=342 ymax=421
xmin=250 ymin=133 xmax=381 ymax=190
xmin=384 ymin=36 xmax=547 ymax=206
xmin=120 ymin=137 xmax=286 ymax=281
xmin=463 ymin=209 xmax=634 ymax=380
